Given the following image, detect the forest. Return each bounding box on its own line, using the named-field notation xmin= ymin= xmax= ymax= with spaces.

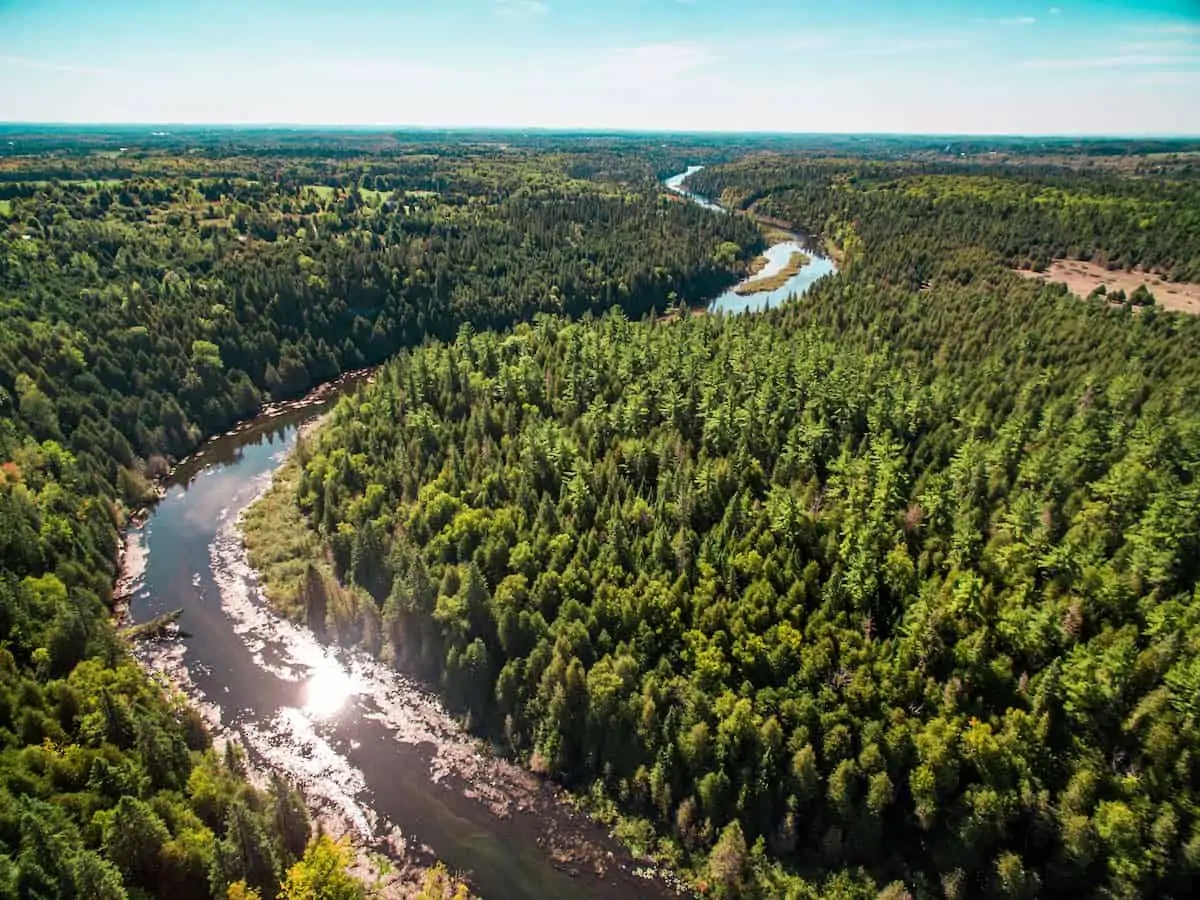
xmin=3 ymin=131 xmax=1200 ymax=898
xmin=0 ymin=138 xmax=759 ymax=898
xmin=683 ymin=157 xmax=1200 ymax=283
xmin=254 ymin=145 xmax=1200 ymax=897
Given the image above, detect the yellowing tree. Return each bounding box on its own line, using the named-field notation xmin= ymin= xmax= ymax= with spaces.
xmin=415 ymin=863 xmax=472 ymax=900
xmin=279 ymin=836 xmax=365 ymax=900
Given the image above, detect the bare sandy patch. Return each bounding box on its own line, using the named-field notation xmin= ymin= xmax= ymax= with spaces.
xmin=1015 ymin=260 xmax=1200 ymax=316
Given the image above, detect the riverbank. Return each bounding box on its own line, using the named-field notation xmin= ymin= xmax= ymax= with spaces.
xmin=112 ymin=368 xmax=375 ymax=627
xmin=242 ymin=450 xmax=325 ymax=619
xmin=110 ymin=369 xmax=458 ymax=897
xmin=126 ymin=580 xmax=441 ymax=900
xmin=121 ymin=565 xmax=430 ymax=899
xmin=741 ymin=223 xmax=799 ymax=275
xmin=118 ymin=372 xmax=684 ymax=898
xmin=240 ymin=420 xmax=691 ymax=899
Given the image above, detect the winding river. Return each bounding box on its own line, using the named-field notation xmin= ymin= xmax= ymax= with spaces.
xmin=665 ymin=165 xmax=837 ymax=313
xmin=126 ymin=167 xmax=830 ymax=898
xmin=125 ymin=382 xmax=681 ymax=900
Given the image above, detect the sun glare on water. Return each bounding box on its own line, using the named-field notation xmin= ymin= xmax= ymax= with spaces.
xmin=303 ymin=659 xmax=357 ymax=718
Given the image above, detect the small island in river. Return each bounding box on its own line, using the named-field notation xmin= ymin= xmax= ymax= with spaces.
xmin=735 ymin=249 xmax=813 ymax=295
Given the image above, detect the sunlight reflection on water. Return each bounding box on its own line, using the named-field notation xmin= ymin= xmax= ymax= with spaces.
xmin=303 ymin=658 xmax=357 ymax=718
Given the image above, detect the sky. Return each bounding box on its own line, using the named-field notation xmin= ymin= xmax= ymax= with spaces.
xmin=1 ymin=0 xmax=1198 ymax=135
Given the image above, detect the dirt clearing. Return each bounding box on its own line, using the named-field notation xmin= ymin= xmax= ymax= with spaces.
xmin=1015 ymin=260 xmax=1200 ymax=315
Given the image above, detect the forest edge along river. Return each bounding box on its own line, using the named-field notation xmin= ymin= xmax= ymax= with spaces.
xmin=122 ymin=375 xmax=689 ymax=900
xmin=664 ymin=165 xmax=837 ymax=314
xmin=122 ymin=166 xmax=827 ymax=899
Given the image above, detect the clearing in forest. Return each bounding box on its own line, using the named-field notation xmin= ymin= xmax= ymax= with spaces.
xmin=1015 ymin=259 xmax=1200 ymax=315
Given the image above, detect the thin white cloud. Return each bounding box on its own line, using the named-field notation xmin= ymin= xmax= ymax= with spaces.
xmin=783 ymin=31 xmax=972 ymax=55
xmin=1118 ymin=39 xmax=1196 ymax=53
xmin=302 ymin=41 xmax=718 ymax=97
xmin=975 ymin=16 xmax=1037 ymax=26
xmin=785 ymin=34 xmax=838 ymax=51
xmin=1134 ymin=70 xmax=1200 ymax=85
xmin=1023 ymin=54 xmax=1199 ymax=69
xmin=589 ymin=42 xmax=720 ymax=85
xmin=1049 ymin=7 xmax=1062 ymax=14
xmin=847 ymin=35 xmax=971 ymax=56
xmin=1140 ymin=24 xmax=1200 ymax=36
xmin=307 ymin=58 xmax=454 ymax=81
xmin=0 ymin=55 xmax=118 ymax=76
xmin=494 ymin=0 xmax=547 ymax=17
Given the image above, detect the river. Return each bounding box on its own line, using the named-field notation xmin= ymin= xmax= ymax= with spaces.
xmin=123 ymin=167 xmax=824 ymax=898
xmin=664 ymin=164 xmax=837 ymax=313
xmin=124 ymin=379 xmax=682 ymax=900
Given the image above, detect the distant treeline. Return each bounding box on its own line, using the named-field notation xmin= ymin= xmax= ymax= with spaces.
xmin=686 ymin=156 xmax=1200 ymax=281
xmin=4 ymin=125 xmax=1199 ymax=165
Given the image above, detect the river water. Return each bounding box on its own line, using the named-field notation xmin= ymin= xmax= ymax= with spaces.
xmin=664 ymin=165 xmax=836 ymax=313
xmin=125 ymin=381 xmax=681 ymax=900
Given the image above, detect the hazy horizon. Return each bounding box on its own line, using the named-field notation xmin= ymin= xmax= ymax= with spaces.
xmin=2 ymin=123 xmax=1200 ymax=139
xmin=3 ymin=0 xmax=1198 ymax=135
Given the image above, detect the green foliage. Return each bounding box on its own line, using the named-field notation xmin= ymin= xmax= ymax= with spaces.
xmin=7 ymin=132 xmax=1200 ymax=899
xmin=290 ymin=272 xmax=1200 ymax=897
xmin=686 ymin=157 xmax=1200 ymax=283
xmin=99 ymin=796 xmax=171 ymax=887
xmin=279 ymin=835 xmax=365 ymax=900
xmin=0 ymin=138 xmax=759 ymax=899
xmin=0 ymin=151 xmax=757 ymax=474
xmin=0 ymin=417 xmax=329 ymax=896
xmin=210 ymin=801 xmax=282 ymax=897
xmin=1130 ymin=283 xmax=1156 ymax=307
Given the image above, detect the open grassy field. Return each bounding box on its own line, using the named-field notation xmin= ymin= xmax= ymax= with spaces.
xmin=1015 ymin=259 xmax=1200 ymax=316
xmin=760 ymin=224 xmax=794 ymax=245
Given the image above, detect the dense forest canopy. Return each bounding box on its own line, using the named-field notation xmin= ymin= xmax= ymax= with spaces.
xmin=0 ymin=137 xmax=762 ymax=898
xmin=4 ymin=126 xmax=1200 ymax=165
xmin=263 ymin=141 xmax=1200 ymax=898
xmin=1 ymin=150 xmax=758 ymax=488
xmin=3 ymin=131 xmax=1200 ymax=898
xmin=291 ymin=293 xmax=1200 ymax=897
xmin=683 ymin=157 xmax=1200 ymax=283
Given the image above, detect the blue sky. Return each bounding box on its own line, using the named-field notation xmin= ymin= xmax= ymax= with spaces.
xmin=1 ymin=0 xmax=1198 ymax=134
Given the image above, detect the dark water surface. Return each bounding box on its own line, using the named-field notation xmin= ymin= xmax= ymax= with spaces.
xmin=127 ymin=384 xmax=681 ymax=899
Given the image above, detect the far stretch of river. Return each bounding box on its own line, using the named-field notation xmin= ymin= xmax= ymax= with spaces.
xmin=664 ymin=165 xmax=837 ymax=314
